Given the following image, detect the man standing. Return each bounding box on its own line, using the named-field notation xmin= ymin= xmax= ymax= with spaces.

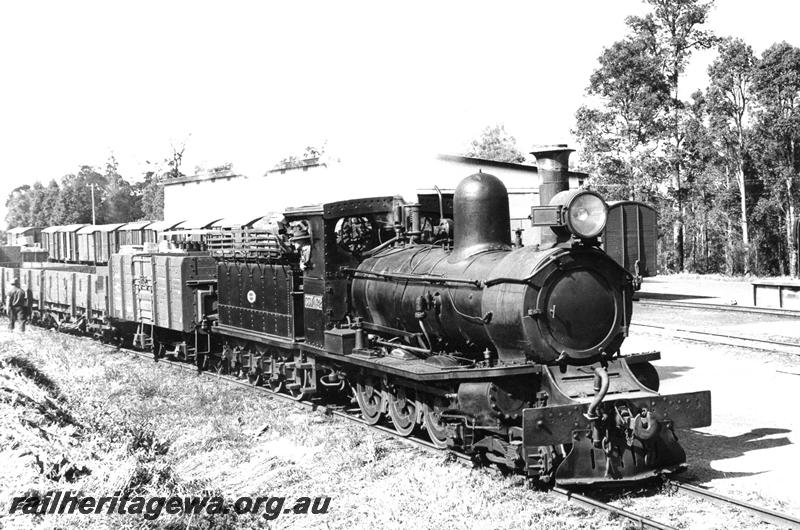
xmin=6 ymin=279 xmax=27 ymax=332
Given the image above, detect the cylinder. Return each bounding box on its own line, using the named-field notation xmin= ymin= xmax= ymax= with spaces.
xmin=450 ymin=172 xmax=511 ymax=261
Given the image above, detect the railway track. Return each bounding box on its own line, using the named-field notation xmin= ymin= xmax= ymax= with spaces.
xmin=634 ymin=297 xmax=800 ymax=317
xmin=630 ymin=321 xmax=800 ymax=356
xmin=664 ymin=479 xmax=800 ymax=529
xmin=631 ymin=299 xmax=800 ymax=355
xmin=110 ymin=342 xmax=799 ymax=529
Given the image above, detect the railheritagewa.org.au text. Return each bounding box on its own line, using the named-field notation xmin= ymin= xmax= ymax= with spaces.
xmin=8 ymin=491 xmax=331 ymax=521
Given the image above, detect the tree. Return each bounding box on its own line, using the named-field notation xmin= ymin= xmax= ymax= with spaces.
xmin=681 ymin=91 xmax=738 ymax=273
xmin=752 ymin=42 xmax=800 ymax=276
xmin=5 ymin=185 xmax=32 ymax=227
xmin=139 ymin=142 xmax=189 ymax=220
xmin=101 ymin=155 xmax=141 ymax=223
xmin=137 ymin=171 xmax=164 ymax=221
xmin=707 ymin=37 xmax=757 ymax=272
xmin=27 ymin=182 xmax=48 ymax=227
xmin=573 ymin=34 xmax=670 ymax=203
xmin=466 ymin=124 xmax=526 ymax=163
xmin=53 ymin=166 xmax=106 ymax=224
xmin=626 ymin=0 xmax=717 ymax=271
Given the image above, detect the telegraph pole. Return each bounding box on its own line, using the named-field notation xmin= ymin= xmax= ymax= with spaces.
xmin=90 ymin=183 xmax=96 ymax=224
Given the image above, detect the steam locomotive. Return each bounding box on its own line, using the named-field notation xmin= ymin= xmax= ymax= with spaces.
xmin=1 ymin=147 xmax=711 ymax=486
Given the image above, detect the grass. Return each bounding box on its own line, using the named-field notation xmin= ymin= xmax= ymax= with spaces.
xmin=0 ymin=324 xmax=780 ymax=529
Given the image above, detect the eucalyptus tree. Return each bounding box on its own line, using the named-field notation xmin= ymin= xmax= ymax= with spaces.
xmin=573 ymin=34 xmax=671 ymax=203
xmin=706 ymin=37 xmax=757 ymax=272
xmin=626 ymin=0 xmax=717 ymax=271
xmin=752 ymin=41 xmax=800 ymax=276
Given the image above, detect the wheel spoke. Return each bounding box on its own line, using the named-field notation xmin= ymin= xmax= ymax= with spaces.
xmin=423 ymin=398 xmax=449 ymax=448
xmin=355 ymin=376 xmax=383 ymax=425
xmin=388 ymin=387 xmax=417 ymax=436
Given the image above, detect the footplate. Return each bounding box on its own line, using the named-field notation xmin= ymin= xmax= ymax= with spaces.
xmin=522 ymin=390 xmax=711 ymax=485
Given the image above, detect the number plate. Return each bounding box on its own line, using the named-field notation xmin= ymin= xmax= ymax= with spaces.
xmin=304 ymin=294 xmax=323 ymax=310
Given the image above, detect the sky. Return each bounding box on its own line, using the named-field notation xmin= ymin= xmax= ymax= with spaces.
xmin=0 ymin=0 xmax=798 ymax=227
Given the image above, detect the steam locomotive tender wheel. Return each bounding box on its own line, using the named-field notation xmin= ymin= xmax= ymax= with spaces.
xmin=247 ymin=371 xmax=262 ymax=387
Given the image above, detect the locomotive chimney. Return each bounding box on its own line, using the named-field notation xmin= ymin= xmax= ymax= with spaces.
xmin=450 ymin=171 xmax=511 ymax=261
xmin=530 ymin=145 xmax=574 ymax=247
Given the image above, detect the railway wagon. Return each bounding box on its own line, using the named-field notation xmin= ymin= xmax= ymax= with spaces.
xmin=40 ymin=226 xmax=60 ymax=262
xmin=61 ymin=224 xmax=87 ymax=263
xmin=0 ymin=264 xmax=108 ymax=333
xmin=117 ymin=221 xmax=158 ymax=247
xmin=108 ymin=253 xmax=217 ymax=357
xmin=41 ymin=224 xmax=87 ymax=263
xmin=602 ymin=201 xmax=658 ymax=279
xmin=77 ymin=223 xmax=127 ymax=264
xmin=5 ymin=226 xmax=42 ymax=247
xmin=34 ymin=267 xmax=108 ymax=328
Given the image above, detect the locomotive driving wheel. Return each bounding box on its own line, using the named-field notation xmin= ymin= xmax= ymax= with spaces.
xmin=423 ymin=396 xmax=449 ymax=449
xmin=387 ymin=386 xmax=418 ymax=436
xmin=354 ymin=375 xmax=384 ymax=425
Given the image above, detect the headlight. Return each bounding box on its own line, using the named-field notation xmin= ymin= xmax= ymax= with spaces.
xmin=530 ymin=189 xmax=609 ymax=241
xmin=565 ymin=192 xmax=607 ymax=238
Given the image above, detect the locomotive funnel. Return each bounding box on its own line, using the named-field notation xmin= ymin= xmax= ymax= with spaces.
xmin=531 ymin=145 xmax=574 ymax=247
xmin=450 ymin=172 xmax=511 ymax=261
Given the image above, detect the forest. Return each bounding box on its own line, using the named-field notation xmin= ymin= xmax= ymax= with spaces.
xmin=573 ymin=0 xmax=800 ymax=277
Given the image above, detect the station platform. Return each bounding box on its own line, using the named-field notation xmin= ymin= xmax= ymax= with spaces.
xmin=637 ymin=275 xmax=756 ymax=306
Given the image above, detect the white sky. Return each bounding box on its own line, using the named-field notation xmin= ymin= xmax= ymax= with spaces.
xmin=0 ymin=0 xmax=798 ymax=227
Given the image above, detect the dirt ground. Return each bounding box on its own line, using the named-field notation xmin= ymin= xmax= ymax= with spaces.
xmin=0 ymin=323 xmax=797 ymax=529
xmin=623 ymin=331 xmax=800 ymax=513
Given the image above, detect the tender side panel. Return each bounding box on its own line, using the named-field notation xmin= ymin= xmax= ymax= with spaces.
xmin=217 ymin=261 xmax=303 ymax=340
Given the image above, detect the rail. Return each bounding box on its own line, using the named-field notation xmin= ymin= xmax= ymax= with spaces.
xmin=664 ymin=478 xmax=800 ymax=528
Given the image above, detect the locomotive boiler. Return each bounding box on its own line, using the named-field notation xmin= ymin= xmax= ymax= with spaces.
xmin=351 ymin=173 xmax=631 ymax=366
